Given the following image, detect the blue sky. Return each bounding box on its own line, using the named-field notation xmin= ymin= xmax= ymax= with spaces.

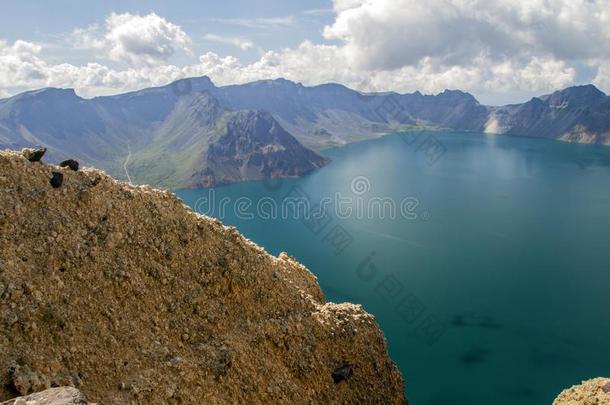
xmin=1 ymin=0 xmax=609 ymax=104
xmin=1 ymin=0 xmax=334 ymax=68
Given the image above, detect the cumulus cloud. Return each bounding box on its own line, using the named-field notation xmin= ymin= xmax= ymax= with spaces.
xmin=203 ymin=34 xmax=254 ymax=50
xmin=593 ymin=62 xmax=610 ymax=90
xmin=70 ymin=12 xmax=192 ymax=65
xmin=230 ymin=0 xmax=605 ymax=97
xmin=0 ymin=38 xmax=186 ymax=96
xmin=2 ymin=2 xmax=610 ymax=101
xmin=324 ymin=0 xmax=610 ymax=70
xmin=0 ymin=37 xmax=587 ymax=101
xmin=0 ymin=39 xmax=47 ymax=91
xmin=182 ymin=44 xmax=576 ymax=96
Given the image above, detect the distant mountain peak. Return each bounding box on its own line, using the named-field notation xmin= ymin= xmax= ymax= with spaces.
xmin=270 ymin=77 xmax=301 ymax=85
xmin=437 ymin=89 xmax=479 ymax=104
xmin=13 ymin=87 xmax=79 ymax=101
xmin=246 ymin=77 xmax=303 ymax=89
xmin=546 ymin=84 xmax=605 ymax=98
xmin=562 ymin=84 xmax=605 ymax=95
xmin=166 ymin=76 xmax=216 ymax=94
xmin=311 ymin=82 xmax=351 ymax=91
xmin=542 ymin=84 xmax=606 ymax=107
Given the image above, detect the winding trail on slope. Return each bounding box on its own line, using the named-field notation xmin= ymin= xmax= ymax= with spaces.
xmin=123 ymin=143 xmax=133 ymax=185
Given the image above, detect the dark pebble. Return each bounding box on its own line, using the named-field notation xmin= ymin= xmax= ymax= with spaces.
xmin=331 ymin=363 xmax=352 ymax=384
xmin=50 ymin=172 xmax=64 ymax=188
xmin=602 ymin=381 xmax=610 ymax=393
xmin=59 ymin=159 xmax=79 ymax=171
xmin=25 ymin=147 xmax=47 ymax=162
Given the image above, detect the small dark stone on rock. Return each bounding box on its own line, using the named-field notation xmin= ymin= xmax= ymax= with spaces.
xmin=59 ymin=159 xmax=79 ymax=171
xmin=23 ymin=147 xmax=47 ymax=162
xmin=332 ymin=363 xmax=352 ymax=384
xmin=50 ymin=172 xmax=64 ymax=188
xmin=602 ymin=381 xmax=610 ymax=393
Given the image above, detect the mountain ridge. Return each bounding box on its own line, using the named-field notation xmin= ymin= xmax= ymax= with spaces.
xmin=1 ymin=77 xmax=608 ymax=188
xmin=3 ymin=78 xmax=608 ymax=108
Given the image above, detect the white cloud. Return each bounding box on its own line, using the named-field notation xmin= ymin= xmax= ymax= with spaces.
xmin=0 ymin=37 xmax=586 ymax=101
xmin=70 ymin=12 xmax=192 ymax=65
xmin=0 ymin=38 xmax=184 ymax=96
xmin=323 ymin=0 xmax=610 ymax=70
xmin=203 ymin=34 xmax=254 ymax=50
xmin=182 ymin=44 xmax=576 ymax=96
xmin=302 ymin=8 xmax=334 ymax=16
xmin=2 ymin=3 xmax=610 ymax=101
xmin=206 ymin=16 xmax=295 ymax=29
xmin=0 ymin=39 xmax=47 ymax=91
xmin=593 ymin=62 xmax=610 ymax=90
xmin=69 ymin=24 xmax=106 ymax=50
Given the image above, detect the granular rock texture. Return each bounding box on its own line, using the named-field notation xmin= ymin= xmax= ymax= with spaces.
xmin=0 ymin=150 xmax=405 ymax=404
xmin=553 ymin=378 xmax=610 ymax=405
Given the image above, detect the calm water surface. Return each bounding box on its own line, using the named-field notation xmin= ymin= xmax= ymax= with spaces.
xmin=177 ymin=132 xmax=610 ymax=405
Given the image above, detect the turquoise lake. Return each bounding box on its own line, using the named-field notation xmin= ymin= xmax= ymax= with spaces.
xmin=176 ymin=131 xmax=610 ymax=404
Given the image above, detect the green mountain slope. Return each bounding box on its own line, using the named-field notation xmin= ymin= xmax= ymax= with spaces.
xmin=0 ymin=83 xmax=328 ymax=189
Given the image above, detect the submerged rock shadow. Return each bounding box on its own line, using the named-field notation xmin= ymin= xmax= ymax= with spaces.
xmin=459 ymin=347 xmax=491 ymax=365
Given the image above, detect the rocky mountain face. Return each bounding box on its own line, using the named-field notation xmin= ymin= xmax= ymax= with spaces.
xmin=485 ymin=85 xmax=610 ymax=144
xmin=0 ymin=150 xmax=405 ymax=403
xmin=216 ymin=79 xmax=610 ymax=147
xmin=214 ymin=79 xmax=414 ymax=149
xmin=1 ymin=78 xmax=609 ymax=189
xmin=397 ymin=90 xmax=490 ymax=131
xmin=116 ymin=90 xmax=328 ymax=189
xmin=0 ymin=79 xmax=328 ymax=189
xmin=198 ymin=111 xmax=329 ymax=187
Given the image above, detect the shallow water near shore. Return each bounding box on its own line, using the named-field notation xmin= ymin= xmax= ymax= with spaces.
xmin=177 ymin=131 xmax=610 ymax=404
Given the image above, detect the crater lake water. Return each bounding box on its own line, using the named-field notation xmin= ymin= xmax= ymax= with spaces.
xmin=176 ymin=131 xmax=610 ymax=405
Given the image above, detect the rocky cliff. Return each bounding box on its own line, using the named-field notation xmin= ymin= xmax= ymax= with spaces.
xmin=485 ymin=85 xmax=610 ymax=144
xmin=0 ymin=149 xmax=404 ymax=403
xmin=192 ymin=110 xmax=329 ymax=188
xmin=553 ymin=377 xmax=610 ymax=404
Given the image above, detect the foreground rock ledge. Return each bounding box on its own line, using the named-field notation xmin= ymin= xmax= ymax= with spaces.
xmin=0 ymin=387 xmax=90 ymax=404
xmin=0 ymin=150 xmax=405 ymax=404
xmin=553 ymin=378 xmax=610 ymax=405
